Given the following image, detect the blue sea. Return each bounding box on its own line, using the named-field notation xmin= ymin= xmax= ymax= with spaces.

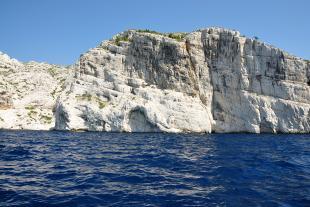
xmin=0 ymin=131 xmax=309 ymax=207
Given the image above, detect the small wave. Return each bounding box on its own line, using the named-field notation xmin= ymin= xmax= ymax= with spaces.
xmin=0 ymin=131 xmax=309 ymax=206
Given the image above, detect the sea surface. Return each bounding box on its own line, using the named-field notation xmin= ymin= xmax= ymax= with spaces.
xmin=0 ymin=131 xmax=309 ymax=207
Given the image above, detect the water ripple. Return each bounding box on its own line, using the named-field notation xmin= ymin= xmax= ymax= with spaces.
xmin=0 ymin=131 xmax=309 ymax=206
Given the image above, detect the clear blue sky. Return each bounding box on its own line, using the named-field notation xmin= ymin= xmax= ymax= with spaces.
xmin=0 ymin=0 xmax=309 ymax=65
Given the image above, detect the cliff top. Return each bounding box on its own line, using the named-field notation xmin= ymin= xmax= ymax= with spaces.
xmin=1 ymin=27 xmax=309 ymax=67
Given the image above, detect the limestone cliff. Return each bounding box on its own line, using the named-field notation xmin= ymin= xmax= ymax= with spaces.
xmin=0 ymin=52 xmax=72 ymax=130
xmin=1 ymin=28 xmax=309 ymax=133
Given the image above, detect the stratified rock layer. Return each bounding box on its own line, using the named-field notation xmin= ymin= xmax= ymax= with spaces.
xmin=1 ymin=28 xmax=309 ymax=133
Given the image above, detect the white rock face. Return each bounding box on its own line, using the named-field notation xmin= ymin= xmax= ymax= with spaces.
xmin=0 ymin=27 xmax=309 ymax=133
xmin=0 ymin=53 xmax=72 ymax=130
xmin=200 ymin=28 xmax=309 ymax=133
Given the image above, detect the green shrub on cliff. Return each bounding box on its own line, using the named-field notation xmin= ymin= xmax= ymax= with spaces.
xmin=168 ymin=33 xmax=186 ymax=41
xmin=25 ymin=105 xmax=35 ymax=110
xmin=136 ymin=29 xmax=162 ymax=35
xmin=115 ymin=35 xmax=129 ymax=46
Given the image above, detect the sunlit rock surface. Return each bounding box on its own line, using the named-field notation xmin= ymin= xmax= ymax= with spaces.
xmin=0 ymin=28 xmax=309 ymax=133
xmin=0 ymin=52 xmax=72 ymax=130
